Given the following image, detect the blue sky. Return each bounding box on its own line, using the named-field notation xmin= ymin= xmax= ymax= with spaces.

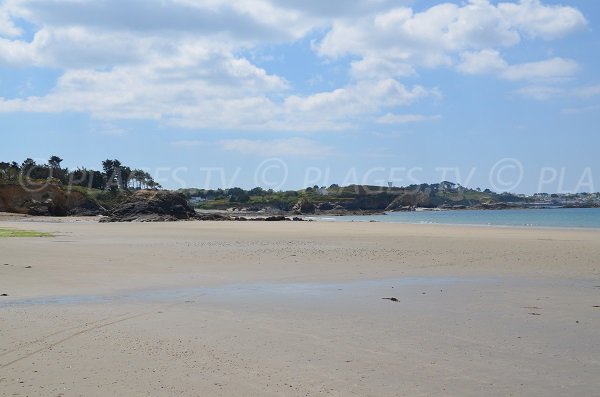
xmin=1 ymin=0 xmax=598 ymax=193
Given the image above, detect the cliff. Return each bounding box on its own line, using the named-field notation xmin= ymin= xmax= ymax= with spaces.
xmin=0 ymin=182 xmax=105 ymax=216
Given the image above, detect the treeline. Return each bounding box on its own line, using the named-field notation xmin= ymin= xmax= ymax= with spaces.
xmin=0 ymin=156 xmax=160 ymax=191
xmin=180 ymin=187 xmax=293 ymax=203
xmin=179 ymin=181 xmax=534 ymax=211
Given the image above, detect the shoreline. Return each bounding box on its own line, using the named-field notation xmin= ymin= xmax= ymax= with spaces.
xmin=309 ymin=216 xmax=600 ymax=232
xmin=3 ymin=207 xmax=600 ymax=231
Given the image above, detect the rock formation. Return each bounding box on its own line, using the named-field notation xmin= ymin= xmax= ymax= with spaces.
xmin=99 ymin=190 xmax=197 ymax=222
xmin=0 ymin=183 xmax=105 ymax=216
xmin=293 ymin=198 xmax=316 ymax=214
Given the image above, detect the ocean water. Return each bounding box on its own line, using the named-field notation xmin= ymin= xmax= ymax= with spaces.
xmin=316 ymin=208 xmax=600 ymax=229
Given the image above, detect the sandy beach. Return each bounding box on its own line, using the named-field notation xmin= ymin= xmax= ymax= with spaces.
xmin=1 ymin=217 xmax=599 ymax=396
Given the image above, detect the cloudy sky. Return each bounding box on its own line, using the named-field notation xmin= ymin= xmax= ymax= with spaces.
xmin=1 ymin=0 xmax=598 ymax=193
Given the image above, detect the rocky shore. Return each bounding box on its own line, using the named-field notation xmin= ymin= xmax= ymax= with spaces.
xmin=2 ymin=183 xmax=598 ymax=223
xmin=99 ymin=190 xmax=306 ymax=222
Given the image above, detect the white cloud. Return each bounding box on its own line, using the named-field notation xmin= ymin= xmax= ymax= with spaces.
xmin=501 ymin=57 xmax=579 ymax=82
xmin=273 ymin=0 xmax=408 ymax=18
xmin=0 ymin=44 xmax=289 ymax=121
xmin=498 ymin=0 xmax=588 ymax=40
xmin=561 ymin=104 xmax=600 ymax=115
xmin=458 ymin=50 xmax=579 ymax=82
xmin=515 ymin=83 xmax=600 ymax=101
xmin=376 ymin=113 xmax=441 ymax=124
xmin=9 ymin=0 xmax=315 ymax=44
xmin=316 ymin=0 xmax=586 ymax=79
xmin=458 ymin=49 xmax=508 ymax=75
xmin=0 ymin=5 xmax=21 ymax=37
xmin=573 ymin=84 xmax=600 ymax=99
xmin=0 ymin=72 xmax=438 ymax=132
xmin=350 ymin=57 xmax=415 ymax=80
xmin=0 ymin=0 xmax=443 ymax=131
xmin=514 ymin=85 xmax=564 ymax=100
xmin=285 ymin=79 xmax=436 ymax=116
xmin=219 ymin=137 xmax=334 ymax=158
xmin=0 ymin=0 xmax=590 ymax=131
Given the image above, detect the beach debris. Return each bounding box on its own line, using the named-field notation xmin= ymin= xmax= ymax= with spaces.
xmin=382 ymin=297 xmax=399 ymax=302
xmin=1 ymin=293 xmax=8 ymax=296
xmin=593 ymin=306 xmax=600 ymax=308
xmin=528 ymin=313 xmax=541 ymax=316
xmin=523 ymin=306 xmax=542 ymax=310
xmin=24 ymin=266 xmax=32 ymax=269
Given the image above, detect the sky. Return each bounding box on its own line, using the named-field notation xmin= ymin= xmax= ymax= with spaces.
xmin=0 ymin=0 xmax=599 ymax=193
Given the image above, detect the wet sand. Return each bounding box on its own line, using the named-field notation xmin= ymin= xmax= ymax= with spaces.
xmin=1 ymin=219 xmax=599 ymax=396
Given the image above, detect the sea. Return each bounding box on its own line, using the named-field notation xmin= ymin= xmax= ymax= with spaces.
xmin=312 ymin=208 xmax=600 ymax=229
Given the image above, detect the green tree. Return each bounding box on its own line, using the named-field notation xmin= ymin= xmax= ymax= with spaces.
xmin=48 ymin=156 xmax=63 ymax=169
xmin=21 ymin=158 xmax=36 ymax=174
xmin=102 ymin=159 xmax=124 ymax=190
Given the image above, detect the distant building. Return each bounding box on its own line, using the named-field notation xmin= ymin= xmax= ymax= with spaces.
xmin=189 ymin=197 xmax=205 ymax=205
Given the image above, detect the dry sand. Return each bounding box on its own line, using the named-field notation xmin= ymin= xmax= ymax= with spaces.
xmin=1 ymin=217 xmax=599 ymax=396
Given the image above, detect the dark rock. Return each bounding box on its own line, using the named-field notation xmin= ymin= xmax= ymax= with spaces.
xmin=264 ymin=216 xmax=288 ymax=221
xmin=196 ymin=213 xmax=230 ymax=221
xmin=293 ymin=198 xmax=316 ymax=214
xmin=100 ymin=190 xmax=198 ymax=222
xmin=385 ymin=192 xmax=431 ymax=211
xmin=477 ymin=202 xmax=512 ymax=210
xmin=317 ymin=202 xmax=335 ymax=211
xmin=27 ymin=201 xmax=51 ymax=216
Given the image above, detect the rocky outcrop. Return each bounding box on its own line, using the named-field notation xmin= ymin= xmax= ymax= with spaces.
xmin=316 ymin=202 xmax=335 ymax=211
xmin=0 ymin=183 xmax=104 ymax=216
xmin=385 ymin=192 xmax=433 ymax=211
xmin=100 ymin=190 xmax=198 ymax=222
xmin=292 ymin=198 xmax=316 ymax=214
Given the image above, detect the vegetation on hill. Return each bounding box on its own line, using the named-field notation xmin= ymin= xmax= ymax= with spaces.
xmin=0 ymin=156 xmax=161 ymax=210
xmin=0 ymin=156 xmax=160 ymax=191
xmin=179 ymin=181 xmax=535 ymax=212
xmin=2 ymin=156 xmax=598 ymax=215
